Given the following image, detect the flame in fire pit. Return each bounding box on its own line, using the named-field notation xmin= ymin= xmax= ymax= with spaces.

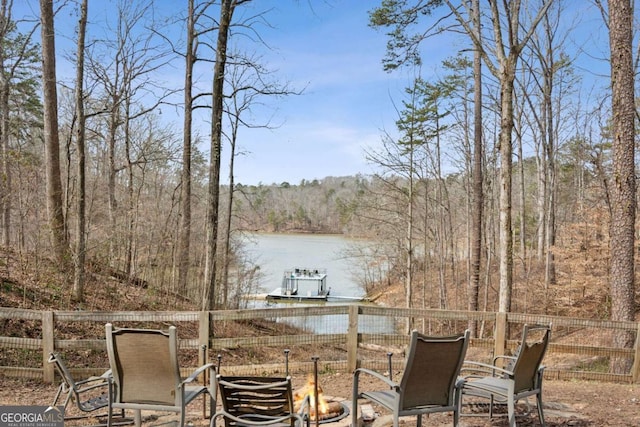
xmin=294 ymin=375 xmax=347 ymax=423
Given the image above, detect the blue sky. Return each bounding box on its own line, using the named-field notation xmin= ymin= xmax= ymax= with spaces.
xmin=18 ymin=0 xmax=413 ymax=186
xmin=14 ymin=1 xmax=613 ymax=186
xmin=220 ymin=1 xmax=412 ymax=185
xmin=233 ymin=1 xmax=610 ymax=187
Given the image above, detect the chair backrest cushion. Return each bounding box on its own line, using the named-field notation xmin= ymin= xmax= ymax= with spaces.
xmin=106 ymin=324 xmax=181 ymax=406
xmin=512 ymin=324 xmax=551 ymax=393
xmin=399 ymin=330 xmax=469 ymax=409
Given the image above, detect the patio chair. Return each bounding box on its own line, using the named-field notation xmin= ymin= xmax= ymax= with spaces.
xmin=105 ymin=323 xmax=217 ymax=427
xmin=212 ymin=376 xmax=310 ymax=427
xmin=352 ymin=329 xmax=470 ymax=427
xmin=460 ymin=323 xmax=552 ymax=427
xmin=48 ymin=352 xmax=127 ymax=422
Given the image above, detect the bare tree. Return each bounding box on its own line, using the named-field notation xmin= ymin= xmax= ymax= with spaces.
xmin=72 ymin=0 xmax=88 ymax=301
xmin=221 ymin=51 xmax=298 ymax=308
xmin=0 ymin=1 xmax=40 ymax=248
xmin=40 ymin=0 xmax=68 ymax=265
xmin=518 ymin=2 xmax=577 ymax=296
xmin=177 ymin=0 xmax=218 ymax=294
xmin=86 ymin=0 xmax=175 ymax=277
xmin=468 ymin=0 xmax=482 ymax=337
xmin=370 ymin=0 xmax=553 ymax=313
xmin=444 ymin=0 xmax=553 ymax=313
xmin=177 ymin=0 xmax=197 ymax=295
xmin=203 ymin=0 xmax=242 ymax=310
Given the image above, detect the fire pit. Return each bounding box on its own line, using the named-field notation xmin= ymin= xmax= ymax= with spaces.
xmin=314 ymin=400 xmax=349 ymax=424
xmin=293 ymin=375 xmax=349 ymax=424
xmin=285 ymin=353 xmax=350 ymax=425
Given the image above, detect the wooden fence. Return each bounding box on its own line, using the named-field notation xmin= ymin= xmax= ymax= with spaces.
xmin=1 ymin=304 xmax=639 ymax=384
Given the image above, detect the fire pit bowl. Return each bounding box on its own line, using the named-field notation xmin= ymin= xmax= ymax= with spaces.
xmin=312 ymin=399 xmax=349 ymax=424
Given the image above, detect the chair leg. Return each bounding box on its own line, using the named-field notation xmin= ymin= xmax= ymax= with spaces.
xmin=507 ymin=396 xmax=516 ymax=427
xmin=52 ymin=384 xmax=63 ymax=406
xmin=489 ymin=395 xmax=494 ymax=418
xmin=536 ymin=391 xmax=545 ymax=426
xmin=416 ymin=414 xmax=422 ymax=427
xmin=351 ymin=381 xmax=359 ymax=427
xmin=133 ymin=409 xmax=141 ymax=427
xmin=454 ymin=386 xmax=461 ymax=427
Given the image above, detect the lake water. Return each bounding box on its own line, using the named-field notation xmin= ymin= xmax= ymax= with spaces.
xmin=243 ymin=233 xmax=396 ymax=334
xmin=244 ymin=233 xmax=365 ymax=298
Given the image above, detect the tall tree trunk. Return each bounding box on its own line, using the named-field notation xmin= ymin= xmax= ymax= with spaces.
xmin=608 ymin=0 xmax=636 ymax=374
xmin=40 ymin=0 xmax=68 ymax=265
xmin=0 ymin=3 xmax=10 ymax=247
xmin=178 ymin=0 xmax=195 ymax=295
xmin=222 ymin=146 xmax=235 ymax=308
xmin=107 ymin=102 xmax=119 ymax=260
xmin=406 ymin=142 xmax=414 ymax=331
xmin=72 ymin=0 xmax=88 ymax=302
xmin=434 ymin=109 xmax=448 ymax=310
xmin=544 ymin=87 xmax=557 ymax=287
xmin=542 ymin=11 xmax=556 ymax=287
xmin=0 ymin=76 xmax=10 ymax=247
xmin=468 ymin=0 xmax=482 ymax=337
xmin=221 ymin=96 xmax=241 ymax=309
xmin=516 ymin=108 xmax=527 ymax=274
xmin=123 ymin=98 xmax=134 ymax=277
xmin=497 ymin=58 xmax=516 ymax=314
xmin=203 ymin=0 xmax=235 ymax=310
xmin=422 ymin=179 xmax=431 ymax=309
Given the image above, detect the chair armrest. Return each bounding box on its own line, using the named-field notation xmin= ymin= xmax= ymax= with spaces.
xmin=534 ymin=365 xmax=546 ymax=386
xmin=461 ymin=360 xmax=514 ymax=378
xmin=73 ymin=370 xmax=112 ymax=393
xmin=493 ymin=355 xmax=517 ymax=366
xmin=75 ymin=369 xmax=111 ymax=386
xmin=74 ymin=379 xmax=109 ymax=394
xmin=99 ymin=369 xmax=112 ymax=379
xmin=353 ymin=367 xmax=398 ymax=390
xmin=182 ymin=362 xmax=216 ymax=384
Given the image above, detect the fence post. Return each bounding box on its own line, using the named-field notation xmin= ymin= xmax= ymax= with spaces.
xmin=494 ymin=311 xmax=507 ymax=362
xmin=347 ymin=304 xmax=359 ymax=372
xmin=42 ymin=311 xmax=55 ymax=383
xmin=631 ymin=322 xmax=640 ymax=383
xmin=199 ymin=311 xmax=210 ymax=366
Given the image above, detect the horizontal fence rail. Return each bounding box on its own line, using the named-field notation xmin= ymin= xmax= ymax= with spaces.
xmin=0 ymin=305 xmax=639 ymax=384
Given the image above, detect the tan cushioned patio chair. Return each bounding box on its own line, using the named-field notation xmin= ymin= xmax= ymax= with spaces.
xmin=105 ymin=323 xmax=216 ymax=427
xmin=352 ymin=329 xmax=470 ymax=427
xmin=460 ymin=323 xmax=552 ymax=427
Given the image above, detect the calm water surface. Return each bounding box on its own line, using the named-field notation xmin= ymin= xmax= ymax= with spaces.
xmin=243 ymin=233 xmax=396 ymax=334
xmin=244 ymin=233 xmax=365 ymax=298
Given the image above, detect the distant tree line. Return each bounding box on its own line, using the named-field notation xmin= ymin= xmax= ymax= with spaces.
xmin=233 ymin=176 xmax=367 ymax=234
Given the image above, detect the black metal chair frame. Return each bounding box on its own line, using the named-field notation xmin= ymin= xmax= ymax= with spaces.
xmin=212 ymin=375 xmax=310 ymax=427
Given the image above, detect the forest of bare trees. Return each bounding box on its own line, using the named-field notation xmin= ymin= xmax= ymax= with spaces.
xmin=0 ymin=1 xmax=637 ymax=369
